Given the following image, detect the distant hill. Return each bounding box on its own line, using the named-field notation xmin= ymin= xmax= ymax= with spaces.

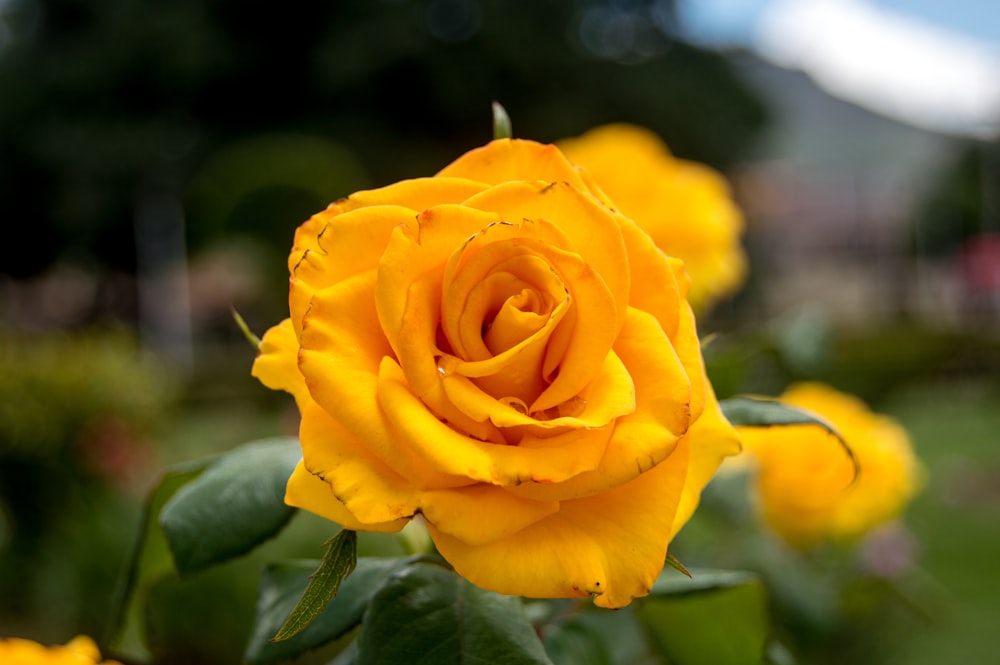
xmin=728 ymin=52 xmax=962 ymax=183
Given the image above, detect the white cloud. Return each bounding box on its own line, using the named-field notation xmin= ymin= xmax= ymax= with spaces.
xmin=755 ymin=0 xmax=1000 ymax=138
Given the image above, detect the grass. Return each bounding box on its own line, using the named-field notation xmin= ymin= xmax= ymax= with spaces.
xmin=879 ymin=378 xmax=1000 ymax=664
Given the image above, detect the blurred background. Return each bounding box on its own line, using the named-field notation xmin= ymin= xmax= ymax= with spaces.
xmin=0 ymin=0 xmax=997 ymax=663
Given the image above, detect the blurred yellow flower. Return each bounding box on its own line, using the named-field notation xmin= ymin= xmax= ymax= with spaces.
xmin=736 ymin=382 xmax=923 ymax=549
xmin=559 ymin=123 xmax=747 ymax=313
xmin=253 ymin=138 xmax=740 ymax=608
xmin=0 ymin=635 xmax=121 ymax=665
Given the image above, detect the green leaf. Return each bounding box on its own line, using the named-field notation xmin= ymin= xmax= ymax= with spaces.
xmin=719 ymin=396 xmax=858 ymax=473
xmin=543 ymin=619 xmax=613 ymax=665
xmin=273 ymin=529 xmax=358 ymax=642
xmin=357 ymin=561 xmax=553 ymax=665
xmin=651 ymin=567 xmax=761 ymax=596
xmin=232 ymin=306 xmax=262 ymax=347
xmin=159 ymin=438 xmax=301 ymax=575
xmin=107 ymin=456 xmax=216 ymax=661
xmin=543 ymin=608 xmax=650 ymax=665
xmin=664 ymin=552 xmax=692 ymax=578
xmin=637 ymin=568 xmax=768 ymax=665
xmin=492 ymin=101 xmax=513 ymax=139
xmin=246 ymin=556 xmax=408 ymax=665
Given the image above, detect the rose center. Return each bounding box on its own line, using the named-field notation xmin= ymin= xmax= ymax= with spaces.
xmin=483 ymin=287 xmax=548 ymax=355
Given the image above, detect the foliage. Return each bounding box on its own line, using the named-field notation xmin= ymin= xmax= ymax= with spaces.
xmin=0 ymin=0 xmax=768 ymax=280
xmin=0 ymin=329 xmax=175 ymax=642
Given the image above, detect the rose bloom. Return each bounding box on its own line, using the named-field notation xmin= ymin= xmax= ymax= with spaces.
xmin=736 ymin=383 xmax=923 ymax=549
xmin=558 ymin=123 xmax=746 ymax=313
xmin=0 ymin=635 xmax=122 ymax=665
xmin=253 ymin=138 xmax=740 ymax=608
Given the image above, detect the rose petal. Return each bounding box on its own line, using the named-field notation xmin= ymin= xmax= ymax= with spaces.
xmin=251 ymin=318 xmax=310 ymax=410
xmin=437 ymin=139 xmax=587 ymax=189
xmin=462 ymin=180 xmax=630 ymax=335
xmin=439 ymin=349 xmax=634 ymax=433
xmin=419 ymin=485 xmax=559 ymax=546
xmin=377 ymin=358 xmax=615 ymax=485
xmin=427 ymin=434 xmax=691 ymax=609
xmin=508 ymin=307 xmax=692 ymax=501
xmin=299 ymin=401 xmax=427 ymax=524
xmin=299 ymin=270 xmax=466 ymax=489
xmin=288 ymin=205 xmax=416 ymax=338
xmin=289 ymin=177 xmax=488 ymax=263
xmin=618 ymin=214 xmax=683 ymax=339
xmin=376 ymin=204 xmax=504 ymax=359
xmin=392 ymin=268 xmax=507 ymax=443
xmin=285 ymin=460 xmax=409 ymax=533
xmin=669 ymin=380 xmax=742 ymax=537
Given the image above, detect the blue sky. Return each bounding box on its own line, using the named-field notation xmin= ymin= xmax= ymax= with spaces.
xmin=678 ymin=0 xmax=1000 ymax=48
xmin=677 ymin=0 xmax=1000 ymax=138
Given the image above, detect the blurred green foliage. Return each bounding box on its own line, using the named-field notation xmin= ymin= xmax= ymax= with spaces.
xmin=0 ymin=329 xmax=176 ymax=642
xmin=0 ymin=0 xmax=768 ymax=281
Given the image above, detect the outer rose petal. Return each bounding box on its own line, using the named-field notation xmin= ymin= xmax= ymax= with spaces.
xmin=419 ymin=485 xmax=559 ymax=546
xmin=285 ymin=461 xmax=408 ymax=533
xmin=298 ymin=401 xmax=562 ymax=545
xmin=298 ymin=400 xmax=424 ymax=524
xmin=298 ymin=270 xmax=466 ymax=490
xmin=670 ymin=380 xmax=742 ymax=537
xmin=428 ymin=433 xmax=691 ymax=609
xmin=251 ymin=318 xmax=311 ymax=410
xmin=290 ymin=177 xmax=488 ymax=264
xmin=438 ymin=139 xmax=588 ymax=190
xmin=618 ymin=214 xmax=682 ymax=338
xmin=289 ymin=205 xmax=417 ymax=338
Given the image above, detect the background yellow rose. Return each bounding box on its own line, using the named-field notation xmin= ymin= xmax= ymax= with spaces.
xmin=0 ymin=635 xmax=121 ymax=665
xmin=559 ymin=123 xmax=747 ymax=313
xmin=254 ymin=138 xmax=740 ymax=608
xmin=736 ymin=382 xmax=923 ymax=549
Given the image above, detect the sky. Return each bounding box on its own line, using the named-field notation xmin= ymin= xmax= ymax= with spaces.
xmin=677 ymin=0 xmax=1000 ymax=139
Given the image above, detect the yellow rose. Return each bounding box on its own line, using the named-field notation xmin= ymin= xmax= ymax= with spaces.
xmin=0 ymin=635 xmax=122 ymax=664
xmin=736 ymin=383 xmax=923 ymax=549
xmin=558 ymin=123 xmax=747 ymax=313
xmin=253 ymin=138 xmax=740 ymax=608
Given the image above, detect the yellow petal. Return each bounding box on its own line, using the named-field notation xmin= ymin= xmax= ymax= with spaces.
xmin=251 ymin=318 xmax=311 ymax=410
xmin=448 ymin=238 xmax=618 ymax=413
xmin=420 ymin=485 xmax=559 ymax=546
xmin=298 ymin=270 xmax=465 ymax=489
xmin=439 ymin=349 xmax=634 ymax=433
xmin=289 ymin=177 xmax=488 ymax=262
xmin=289 ymin=205 xmax=417 ymax=337
xmin=335 ymin=176 xmax=489 ymax=213
xmin=388 ymin=266 xmax=506 ymax=443
xmin=461 ymin=180 xmax=630 ymax=333
xmin=299 ymin=401 xmax=426 ymax=524
xmin=64 ymin=635 xmax=102 ymax=660
xmin=618 ymin=214 xmax=682 ymax=338
xmin=508 ymin=307 xmax=692 ymax=501
xmin=285 ymin=460 xmax=409 ymax=533
xmin=559 ymin=123 xmax=747 ymax=312
xmin=669 ymin=380 xmax=742 ymax=537
xmin=377 ymin=357 xmax=614 ymax=485
xmin=428 ymin=434 xmax=691 ymax=609
xmin=671 ymin=300 xmax=708 ymax=422
xmin=376 ymin=204 xmax=503 ymax=358
xmin=437 ymin=139 xmax=587 ymax=189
